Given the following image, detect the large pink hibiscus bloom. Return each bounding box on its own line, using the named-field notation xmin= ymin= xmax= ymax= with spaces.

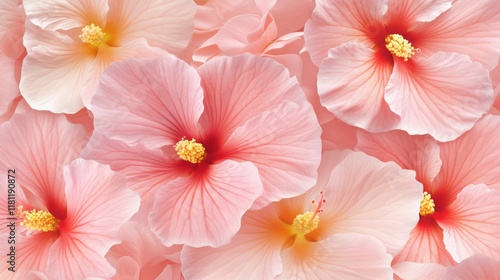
xmin=357 ymin=115 xmax=500 ymax=268
xmin=0 ymin=111 xmax=139 ymax=279
xmin=181 ymin=151 xmax=422 ymax=279
xmin=83 ymin=54 xmax=322 ymax=247
xmin=21 ymin=0 xmax=196 ymax=113
xmin=305 ymin=0 xmax=500 ymax=141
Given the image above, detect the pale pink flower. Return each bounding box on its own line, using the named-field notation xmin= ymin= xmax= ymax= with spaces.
xmin=181 ymin=151 xmax=423 ymax=279
xmin=0 ymin=111 xmax=139 ymax=279
xmin=82 ymin=54 xmax=322 ymax=247
xmin=306 ymin=0 xmax=500 ymax=141
xmin=393 ymin=254 xmax=500 ymax=280
xmin=357 ymin=115 xmax=500 ymax=266
xmin=106 ymin=221 xmax=184 ymax=280
xmin=21 ymin=0 xmax=196 ymax=113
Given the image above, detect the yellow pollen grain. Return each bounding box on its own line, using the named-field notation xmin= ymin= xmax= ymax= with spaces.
xmin=292 ymin=211 xmax=319 ymax=235
xmin=17 ymin=206 xmax=58 ymax=232
xmin=420 ymin=191 xmax=435 ymax=216
xmin=385 ymin=34 xmax=415 ymax=61
xmin=79 ymin=23 xmax=106 ymax=46
xmin=174 ymin=138 xmax=206 ymax=164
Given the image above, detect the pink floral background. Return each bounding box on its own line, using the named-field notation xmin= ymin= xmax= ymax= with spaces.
xmin=1 ymin=0 xmax=499 ymax=279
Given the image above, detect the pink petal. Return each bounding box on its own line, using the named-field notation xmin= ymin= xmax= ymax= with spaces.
xmin=414 ymin=0 xmax=500 ymax=70
xmin=106 ymin=0 xmax=196 ymax=54
xmin=394 ymin=217 xmax=456 ymax=266
xmin=23 ymin=0 xmax=108 ymax=30
xmin=277 ymin=234 xmax=393 ymax=279
xmin=0 ymin=111 xmax=89 ymax=216
xmin=20 ymin=23 xmax=93 ymax=113
xmin=270 ymin=0 xmax=314 ymax=37
xmin=385 ymin=0 xmax=452 ymax=25
xmin=318 ymin=42 xmax=400 ymax=132
xmin=304 ymin=0 xmax=387 ymax=65
xmin=439 ymin=184 xmax=500 ymax=262
xmin=107 ymin=221 xmax=183 ymax=280
xmin=443 ymin=254 xmax=500 ymax=280
xmin=149 ymin=160 xmax=263 ymax=247
xmin=0 ymin=0 xmax=25 ymax=59
xmin=181 ymin=205 xmax=287 ymax=279
xmin=82 ymin=39 xmax=167 ymax=108
xmin=435 ymin=115 xmax=500 ymax=197
xmin=91 ymin=55 xmax=204 ymax=148
xmin=197 ymin=54 xmax=308 ymax=143
xmin=47 ymin=159 xmax=140 ymax=279
xmin=0 ymin=53 xmax=19 ymax=116
xmin=385 ymin=52 xmax=493 ymax=142
xmin=356 ymin=129 xmax=441 ymax=185
xmin=393 ymin=262 xmax=447 ymax=280
xmin=221 ymin=100 xmax=321 ymax=209
xmin=316 ymin=151 xmax=422 ymax=256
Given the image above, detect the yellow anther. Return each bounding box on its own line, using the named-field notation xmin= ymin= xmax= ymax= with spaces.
xmin=17 ymin=206 xmax=58 ymax=232
xmin=420 ymin=191 xmax=435 ymax=216
xmin=385 ymin=34 xmax=415 ymax=61
xmin=174 ymin=138 xmax=206 ymax=164
xmin=292 ymin=211 xmax=320 ymax=235
xmin=79 ymin=23 xmax=106 ymax=46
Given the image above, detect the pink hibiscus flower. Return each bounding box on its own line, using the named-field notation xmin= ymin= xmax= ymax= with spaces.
xmin=181 ymin=151 xmax=423 ymax=279
xmin=305 ymin=0 xmax=500 ymax=141
xmin=357 ymin=115 xmax=500 ymax=267
xmin=82 ymin=54 xmax=322 ymax=247
xmin=0 ymin=111 xmax=139 ymax=279
xmin=20 ymin=0 xmax=196 ymax=113
xmin=0 ymin=0 xmax=25 ymax=60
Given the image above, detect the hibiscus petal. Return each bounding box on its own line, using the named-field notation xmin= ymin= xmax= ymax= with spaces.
xmin=181 ymin=205 xmax=287 ymax=280
xmin=221 ymin=100 xmax=321 ymax=208
xmin=0 ymin=111 xmax=88 ymax=216
xmin=443 ymin=254 xmax=500 ymax=280
xmin=0 ymin=53 xmax=19 ymax=116
xmin=82 ymin=39 xmax=167 ymax=108
xmin=197 ymin=54 xmax=307 ymax=143
xmin=0 ymin=0 xmax=25 ymax=59
xmin=149 ymin=160 xmax=263 ymax=247
xmin=106 ymin=0 xmax=196 ymax=54
xmin=393 ymin=261 xmax=447 ymax=280
xmin=47 ymin=159 xmax=140 ymax=279
xmin=356 ymin=129 xmax=441 ymax=185
xmin=304 ymin=0 xmax=387 ymax=65
xmin=414 ymin=0 xmax=500 ymax=70
xmin=385 ymin=52 xmax=493 ymax=142
xmin=316 ymin=151 xmax=422 ymax=256
xmin=439 ymin=184 xmax=500 ymax=262
xmin=278 ymin=234 xmax=393 ymax=279
xmin=21 ymin=23 xmax=93 ymax=113
xmin=23 ymin=0 xmax=108 ymax=30
xmin=435 ymin=115 xmax=500 ymax=198
xmin=92 ymin=55 xmax=204 ymax=148
xmin=384 ymin=0 xmax=452 ymax=25
xmin=394 ymin=217 xmax=456 ymax=266
xmin=318 ymin=42 xmax=400 ymax=132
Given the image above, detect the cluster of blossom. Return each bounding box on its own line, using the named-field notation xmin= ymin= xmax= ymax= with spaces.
xmin=1 ymin=0 xmax=499 ymax=279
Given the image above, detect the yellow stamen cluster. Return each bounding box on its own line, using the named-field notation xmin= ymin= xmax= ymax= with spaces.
xmin=79 ymin=23 xmax=106 ymax=46
xmin=175 ymin=138 xmax=206 ymax=164
xmin=385 ymin=34 xmax=415 ymax=61
xmin=17 ymin=206 xmax=58 ymax=232
xmin=420 ymin=191 xmax=435 ymax=216
xmin=292 ymin=211 xmax=320 ymax=235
